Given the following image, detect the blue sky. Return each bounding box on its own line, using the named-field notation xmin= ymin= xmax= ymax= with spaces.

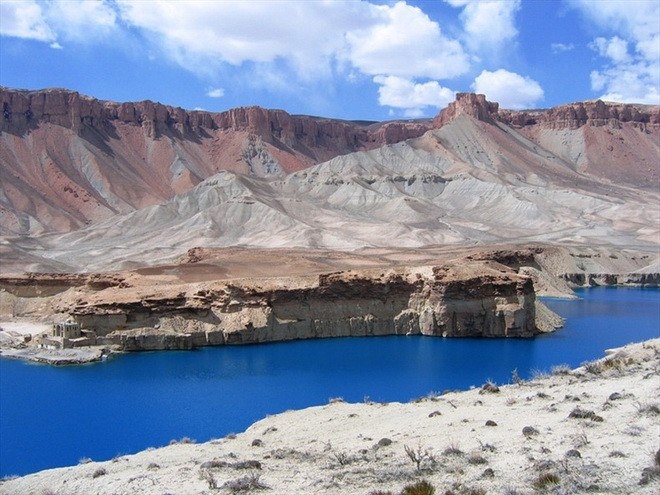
xmin=1 ymin=0 xmax=658 ymax=120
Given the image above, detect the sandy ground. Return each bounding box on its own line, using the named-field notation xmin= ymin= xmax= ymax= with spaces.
xmin=1 ymin=339 xmax=658 ymax=495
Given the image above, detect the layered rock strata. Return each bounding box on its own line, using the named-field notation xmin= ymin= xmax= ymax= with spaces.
xmin=42 ymin=260 xmax=548 ymax=352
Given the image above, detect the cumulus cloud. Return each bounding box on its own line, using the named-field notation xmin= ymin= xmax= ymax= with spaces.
xmin=445 ymin=0 xmax=521 ymax=53
xmin=114 ymin=0 xmax=470 ymax=114
xmin=374 ymin=76 xmax=455 ymax=117
xmin=346 ymin=2 xmax=469 ymax=80
xmin=570 ymin=0 xmax=659 ymax=104
xmin=0 ymin=0 xmax=117 ymax=47
xmin=472 ymin=69 xmax=544 ymax=109
xmin=0 ymin=0 xmax=56 ymax=42
xmin=0 ymin=0 xmax=475 ymax=115
xmin=206 ymin=88 xmax=224 ymax=98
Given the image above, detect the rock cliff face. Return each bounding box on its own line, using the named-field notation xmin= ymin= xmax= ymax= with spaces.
xmin=433 ymin=92 xmax=499 ymax=126
xmin=0 ymin=87 xmax=429 ymax=235
xmin=497 ymin=100 xmax=660 ymax=130
xmin=48 ymin=260 xmax=546 ymax=351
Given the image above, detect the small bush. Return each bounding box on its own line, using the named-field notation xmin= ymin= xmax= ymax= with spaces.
xmin=401 ymin=479 xmax=435 ymax=495
xmin=533 ymin=472 xmax=560 ymax=490
xmin=568 ymin=407 xmax=603 ymax=421
xmin=223 ymin=473 xmax=269 ymax=492
xmin=634 ymin=402 xmax=660 ymax=415
xmin=468 ymin=454 xmax=488 ymax=465
xmin=169 ymin=437 xmax=196 ymax=445
xmin=91 ymin=467 xmax=107 ymax=478
xmin=404 ymin=444 xmax=435 ymax=471
xmin=551 ymin=364 xmax=571 ymax=375
xmin=443 ymin=443 xmax=463 ymax=456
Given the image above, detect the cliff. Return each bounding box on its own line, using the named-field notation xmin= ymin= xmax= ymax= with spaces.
xmin=53 ymin=259 xmax=548 ymax=352
xmin=0 ymin=87 xmax=429 ymax=235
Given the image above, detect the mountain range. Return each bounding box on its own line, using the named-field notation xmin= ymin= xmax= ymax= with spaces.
xmin=1 ymin=87 xmax=658 ymax=273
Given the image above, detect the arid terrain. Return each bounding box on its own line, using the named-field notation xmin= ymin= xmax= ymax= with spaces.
xmin=0 ymin=88 xmax=658 ymax=491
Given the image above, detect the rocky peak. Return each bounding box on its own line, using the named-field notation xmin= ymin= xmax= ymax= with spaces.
xmin=433 ymin=93 xmax=499 ymax=127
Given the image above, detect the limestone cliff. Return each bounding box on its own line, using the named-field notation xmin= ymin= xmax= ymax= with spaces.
xmin=42 ymin=260 xmax=549 ymax=352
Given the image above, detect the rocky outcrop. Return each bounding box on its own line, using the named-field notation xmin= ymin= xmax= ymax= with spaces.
xmin=50 ymin=260 xmax=550 ymax=352
xmin=497 ymin=100 xmax=660 ymax=131
xmin=434 ymin=93 xmax=659 ymax=131
xmin=0 ymin=87 xmax=429 ymax=147
xmin=433 ymin=93 xmax=499 ymax=127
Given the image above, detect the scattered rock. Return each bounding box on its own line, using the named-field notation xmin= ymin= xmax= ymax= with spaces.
xmin=485 ymin=420 xmax=498 ymax=427
xmin=522 ymin=426 xmax=539 ymax=437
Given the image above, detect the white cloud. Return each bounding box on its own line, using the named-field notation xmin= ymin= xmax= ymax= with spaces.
xmin=45 ymin=0 xmax=117 ymax=42
xmin=472 ymin=69 xmax=544 ymax=109
xmin=570 ymin=0 xmax=659 ymax=104
xmin=0 ymin=0 xmax=118 ymax=47
xmin=0 ymin=0 xmax=56 ymax=42
xmin=346 ymin=1 xmax=469 ymax=80
xmin=116 ymin=0 xmax=365 ymax=80
xmin=551 ymin=42 xmax=575 ymax=54
xmin=590 ymin=36 xmax=630 ymax=63
xmin=206 ymin=88 xmax=224 ymax=98
xmin=445 ymin=0 xmax=521 ymax=52
xmin=373 ymin=76 xmax=455 ymax=116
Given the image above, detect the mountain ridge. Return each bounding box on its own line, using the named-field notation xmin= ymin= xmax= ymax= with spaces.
xmin=1 ymin=88 xmax=658 ymax=274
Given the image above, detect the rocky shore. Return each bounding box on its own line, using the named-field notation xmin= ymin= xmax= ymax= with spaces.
xmin=2 ymin=338 xmax=658 ymax=494
xmin=1 ymin=245 xmax=657 ymax=365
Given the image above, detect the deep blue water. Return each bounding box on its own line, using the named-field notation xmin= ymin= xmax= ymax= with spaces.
xmin=0 ymin=287 xmax=658 ymax=476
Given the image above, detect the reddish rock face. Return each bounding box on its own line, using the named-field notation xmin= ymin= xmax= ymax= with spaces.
xmin=433 ymin=93 xmax=499 ymax=127
xmin=0 ymin=87 xmax=431 ymax=235
xmin=497 ymin=100 xmax=659 ymax=130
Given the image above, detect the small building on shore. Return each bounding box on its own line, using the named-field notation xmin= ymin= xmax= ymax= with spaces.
xmin=38 ymin=318 xmax=97 ymax=349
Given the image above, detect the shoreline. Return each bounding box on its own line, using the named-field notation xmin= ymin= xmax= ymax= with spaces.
xmin=2 ymin=338 xmax=658 ymax=494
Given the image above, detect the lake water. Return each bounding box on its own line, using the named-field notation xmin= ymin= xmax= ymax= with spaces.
xmin=1 ymin=287 xmax=658 ymax=476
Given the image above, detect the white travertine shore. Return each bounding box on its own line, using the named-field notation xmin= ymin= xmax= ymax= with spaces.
xmin=1 ymin=339 xmax=658 ymax=495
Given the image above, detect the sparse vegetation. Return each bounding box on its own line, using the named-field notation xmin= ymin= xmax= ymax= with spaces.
xmin=633 ymin=401 xmax=660 ymax=415
xmin=404 ymin=444 xmax=436 ymax=471
xmin=332 ymin=451 xmax=354 ymax=466
xmin=533 ymin=471 xmax=560 ymax=490
xmin=468 ymin=453 xmax=488 ymax=465
xmin=169 ymin=436 xmax=196 ymax=445
xmin=551 ymin=364 xmax=572 ymax=375
xmin=223 ymin=473 xmax=269 ymax=492
xmin=401 ymin=479 xmax=435 ymax=495
xmin=442 ymin=442 xmax=463 ymax=456
xmin=91 ymin=467 xmax=107 ymax=478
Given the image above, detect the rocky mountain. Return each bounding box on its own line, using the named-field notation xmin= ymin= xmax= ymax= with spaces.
xmin=0 ymin=87 xmax=429 ymax=235
xmin=1 ymin=89 xmax=658 ymax=273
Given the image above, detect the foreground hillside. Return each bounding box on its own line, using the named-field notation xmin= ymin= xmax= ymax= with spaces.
xmin=1 ymin=92 xmax=658 ymax=273
xmin=2 ymin=339 xmax=658 ymax=495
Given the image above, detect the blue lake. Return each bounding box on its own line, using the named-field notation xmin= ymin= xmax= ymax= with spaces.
xmin=1 ymin=287 xmax=658 ymax=476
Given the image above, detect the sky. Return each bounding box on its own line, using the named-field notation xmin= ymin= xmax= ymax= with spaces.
xmin=0 ymin=0 xmax=658 ymax=121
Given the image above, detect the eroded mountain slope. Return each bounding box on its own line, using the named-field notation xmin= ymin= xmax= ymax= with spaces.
xmin=3 ymin=94 xmax=658 ymax=273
